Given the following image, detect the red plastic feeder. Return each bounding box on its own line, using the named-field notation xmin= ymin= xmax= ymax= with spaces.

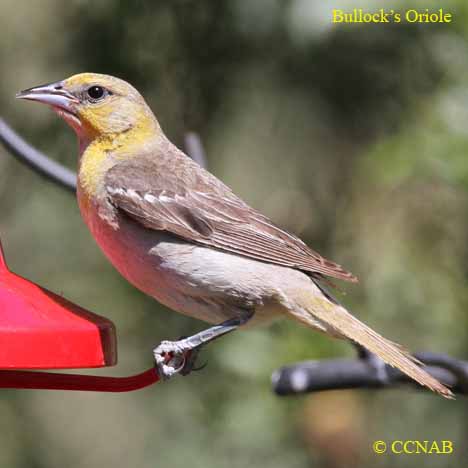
xmin=0 ymin=240 xmax=158 ymax=391
xmin=0 ymin=242 xmax=116 ymax=369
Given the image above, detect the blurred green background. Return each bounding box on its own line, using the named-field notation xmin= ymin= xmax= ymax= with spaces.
xmin=1 ymin=0 xmax=467 ymax=467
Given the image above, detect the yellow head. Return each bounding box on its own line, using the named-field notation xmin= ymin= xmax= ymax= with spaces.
xmin=16 ymin=73 xmax=159 ymax=144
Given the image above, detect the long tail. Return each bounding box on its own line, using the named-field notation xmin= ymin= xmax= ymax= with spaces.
xmin=288 ymin=284 xmax=454 ymax=399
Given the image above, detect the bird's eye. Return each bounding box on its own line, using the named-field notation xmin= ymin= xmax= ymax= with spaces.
xmin=87 ymin=86 xmax=106 ymax=101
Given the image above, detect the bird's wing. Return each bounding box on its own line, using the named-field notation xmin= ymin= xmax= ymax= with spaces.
xmin=105 ymin=156 xmax=357 ymax=283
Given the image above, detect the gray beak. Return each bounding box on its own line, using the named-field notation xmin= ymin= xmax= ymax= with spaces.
xmin=16 ymin=81 xmax=79 ymax=113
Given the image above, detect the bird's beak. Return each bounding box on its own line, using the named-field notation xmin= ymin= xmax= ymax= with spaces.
xmin=16 ymin=81 xmax=79 ymax=115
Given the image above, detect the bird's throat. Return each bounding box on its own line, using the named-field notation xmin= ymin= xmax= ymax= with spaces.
xmin=77 ymin=126 xmax=161 ymax=201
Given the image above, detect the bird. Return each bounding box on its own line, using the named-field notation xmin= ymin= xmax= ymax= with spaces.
xmin=16 ymin=73 xmax=452 ymax=398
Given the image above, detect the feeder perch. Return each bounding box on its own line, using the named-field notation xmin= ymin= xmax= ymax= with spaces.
xmin=0 ymin=239 xmax=159 ymax=391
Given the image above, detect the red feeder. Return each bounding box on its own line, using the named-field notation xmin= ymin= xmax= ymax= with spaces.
xmin=0 ymin=239 xmax=158 ymax=391
xmin=0 ymin=242 xmax=116 ymax=369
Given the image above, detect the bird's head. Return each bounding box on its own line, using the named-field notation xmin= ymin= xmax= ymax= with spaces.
xmin=16 ymin=73 xmax=159 ymax=144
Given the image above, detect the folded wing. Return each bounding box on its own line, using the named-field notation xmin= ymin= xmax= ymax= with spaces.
xmin=105 ymin=156 xmax=357 ymax=283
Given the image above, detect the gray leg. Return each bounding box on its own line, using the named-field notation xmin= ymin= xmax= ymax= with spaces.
xmin=154 ymin=311 xmax=253 ymax=380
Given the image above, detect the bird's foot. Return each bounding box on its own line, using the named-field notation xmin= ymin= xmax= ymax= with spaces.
xmin=153 ymin=339 xmax=204 ymax=380
xmin=153 ymin=313 xmax=252 ymax=380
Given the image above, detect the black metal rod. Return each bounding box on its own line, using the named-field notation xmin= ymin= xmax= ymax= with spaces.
xmin=184 ymin=131 xmax=207 ymax=168
xmin=272 ymin=353 xmax=467 ymax=396
xmin=0 ymin=118 xmax=77 ymax=192
xmin=0 ymin=118 xmax=209 ymax=191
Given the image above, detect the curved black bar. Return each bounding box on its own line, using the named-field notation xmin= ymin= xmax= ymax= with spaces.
xmin=0 ymin=118 xmax=208 ymax=193
xmin=271 ymin=353 xmax=466 ymax=396
xmin=0 ymin=118 xmax=77 ymax=192
xmin=184 ymin=131 xmax=207 ymax=168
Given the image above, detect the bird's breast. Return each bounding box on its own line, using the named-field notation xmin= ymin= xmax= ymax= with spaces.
xmin=76 ymin=190 xmax=286 ymax=324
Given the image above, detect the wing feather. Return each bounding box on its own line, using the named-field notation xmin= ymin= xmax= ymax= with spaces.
xmin=105 ymin=155 xmax=357 ymax=283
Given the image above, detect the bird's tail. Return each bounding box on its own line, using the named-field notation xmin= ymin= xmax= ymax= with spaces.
xmin=287 ymin=283 xmax=454 ymax=399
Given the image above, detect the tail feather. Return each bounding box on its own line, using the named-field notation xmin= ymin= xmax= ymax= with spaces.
xmin=292 ymin=287 xmax=454 ymax=399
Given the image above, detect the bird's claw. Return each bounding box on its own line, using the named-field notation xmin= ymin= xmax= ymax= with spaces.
xmin=192 ymin=360 xmax=208 ymax=372
xmin=153 ymin=339 xmax=205 ymax=380
xmin=179 ymin=346 xmax=206 ymax=376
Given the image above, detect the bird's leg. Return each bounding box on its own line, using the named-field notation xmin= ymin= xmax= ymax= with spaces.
xmin=154 ymin=310 xmax=253 ymax=380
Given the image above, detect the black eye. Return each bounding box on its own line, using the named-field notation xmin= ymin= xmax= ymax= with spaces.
xmin=87 ymin=86 xmax=106 ymax=100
